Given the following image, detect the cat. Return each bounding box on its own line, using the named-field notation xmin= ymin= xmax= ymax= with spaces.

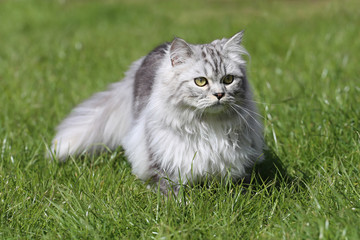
xmin=50 ymin=31 xmax=264 ymax=194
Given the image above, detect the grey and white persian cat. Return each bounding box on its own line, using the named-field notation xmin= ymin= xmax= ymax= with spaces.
xmin=51 ymin=31 xmax=264 ymax=194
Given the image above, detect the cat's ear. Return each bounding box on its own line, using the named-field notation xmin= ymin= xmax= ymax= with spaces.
xmin=223 ymin=31 xmax=249 ymax=61
xmin=170 ymin=38 xmax=193 ymax=67
xmin=223 ymin=30 xmax=244 ymax=50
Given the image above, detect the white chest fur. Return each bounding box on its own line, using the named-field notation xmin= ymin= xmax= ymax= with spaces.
xmin=122 ymin=102 xmax=257 ymax=185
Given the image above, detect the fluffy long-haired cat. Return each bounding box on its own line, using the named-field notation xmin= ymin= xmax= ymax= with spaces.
xmin=50 ymin=31 xmax=264 ymax=194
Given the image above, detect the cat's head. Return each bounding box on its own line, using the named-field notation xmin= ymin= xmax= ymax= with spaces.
xmin=167 ymin=31 xmax=251 ymax=115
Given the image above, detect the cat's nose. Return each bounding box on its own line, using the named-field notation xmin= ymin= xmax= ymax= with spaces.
xmin=213 ymin=92 xmax=225 ymax=100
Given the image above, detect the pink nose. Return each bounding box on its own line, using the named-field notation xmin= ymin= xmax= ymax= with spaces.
xmin=213 ymin=92 xmax=225 ymax=100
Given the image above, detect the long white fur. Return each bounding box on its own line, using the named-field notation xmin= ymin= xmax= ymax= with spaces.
xmin=51 ymin=32 xmax=264 ymax=186
xmin=51 ymin=58 xmax=143 ymax=159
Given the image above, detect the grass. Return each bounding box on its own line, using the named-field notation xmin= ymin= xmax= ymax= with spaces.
xmin=1 ymin=0 xmax=360 ymax=239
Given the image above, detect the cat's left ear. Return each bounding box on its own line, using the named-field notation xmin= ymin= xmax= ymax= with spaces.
xmin=223 ymin=31 xmax=249 ymax=62
xmin=170 ymin=38 xmax=194 ymax=67
xmin=223 ymin=30 xmax=244 ymax=52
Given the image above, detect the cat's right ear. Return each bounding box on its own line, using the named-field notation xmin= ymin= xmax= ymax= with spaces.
xmin=170 ymin=38 xmax=193 ymax=67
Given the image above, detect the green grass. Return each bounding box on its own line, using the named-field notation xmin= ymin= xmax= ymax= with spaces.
xmin=1 ymin=0 xmax=360 ymax=239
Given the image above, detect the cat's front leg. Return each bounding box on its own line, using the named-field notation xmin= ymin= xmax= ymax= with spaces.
xmin=150 ymin=172 xmax=181 ymax=197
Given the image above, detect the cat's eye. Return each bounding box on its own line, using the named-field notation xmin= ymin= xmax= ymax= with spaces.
xmin=194 ymin=77 xmax=208 ymax=87
xmin=222 ymin=75 xmax=234 ymax=85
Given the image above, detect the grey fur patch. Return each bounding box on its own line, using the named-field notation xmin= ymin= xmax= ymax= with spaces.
xmin=239 ymin=65 xmax=249 ymax=93
xmin=201 ymin=51 xmax=206 ymax=58
xmin=201 ymin=45 xmax=225 ymax=75
xmin=151 ymin=173 xmax=180 ymax=196
xmin=133 ymin=43 xmax=169 ymax=117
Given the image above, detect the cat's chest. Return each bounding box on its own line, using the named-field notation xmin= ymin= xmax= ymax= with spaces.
xmin=157 ymin=123 xmax=246 ymax=160
xmin=189 ymin=128 xmax=246 ymax=159
xmin=172 ymin=127 xmax=250 ymax=178
xmin=146 ymin=120 xmax=253 ymax=180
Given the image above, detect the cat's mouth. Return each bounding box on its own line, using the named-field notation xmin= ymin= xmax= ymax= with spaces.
xmin=205 ymin=101 xmax=226 ymax=114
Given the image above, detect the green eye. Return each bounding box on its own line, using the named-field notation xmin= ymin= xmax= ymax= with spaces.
xmin=194 ymin=77 xmax=208 ymax=87
xmin=223 ymin=75 xmax=234 ymax=84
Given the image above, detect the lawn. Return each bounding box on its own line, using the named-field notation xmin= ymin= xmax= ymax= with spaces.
xmin=1 ymin=0 xmax=359 ymax=239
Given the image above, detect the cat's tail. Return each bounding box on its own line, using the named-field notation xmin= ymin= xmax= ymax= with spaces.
xmin=50 ymin=79 xmax=133 ymax=161
xmin=49 ymin=59 xmax=143 ymax=161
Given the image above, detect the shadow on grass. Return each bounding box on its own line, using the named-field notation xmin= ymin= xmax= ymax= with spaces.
xmin=172 ymin=148 xmax=305 ymax=200
xmin=55 ymin=146 xmax=305 ymax=197
xmin=244 ymin=148 xmax=305 ymax=192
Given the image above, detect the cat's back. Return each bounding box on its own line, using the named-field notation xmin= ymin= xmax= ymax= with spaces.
xmin=133 ymin=43 xmax=170 ymax=115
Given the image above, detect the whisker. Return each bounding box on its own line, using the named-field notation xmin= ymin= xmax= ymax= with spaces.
xmin=232 ymin=105 xmax=263 ymax=129
xmin=226 ymin=96 xmax=267 ymax=116
xmin=236 ymin=105 xmax=265 ymax=119
xmin=229 ymin=105 xmax=257 ymax=134
xmin=241 ymin=98 xmax=271 ymax=105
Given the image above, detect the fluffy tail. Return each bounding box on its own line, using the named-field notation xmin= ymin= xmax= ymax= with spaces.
xmin=50 ymin=58 xmax=142 ymax=160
